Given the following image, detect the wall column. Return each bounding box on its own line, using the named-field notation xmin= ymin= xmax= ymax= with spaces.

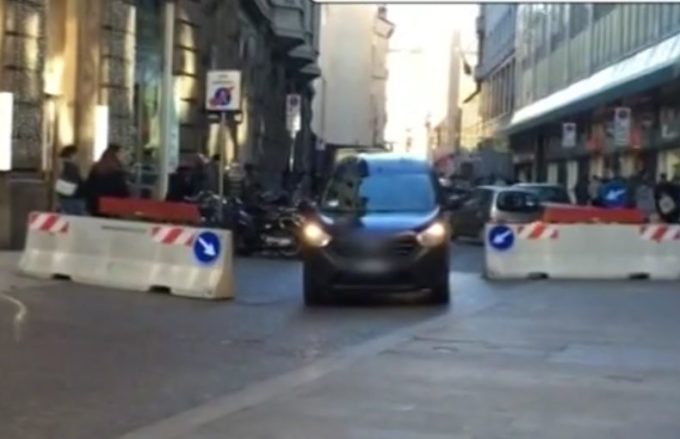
xmin=74 ymin=0 xmax=102 ymax=166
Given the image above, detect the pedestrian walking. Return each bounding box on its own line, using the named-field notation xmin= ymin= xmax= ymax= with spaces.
xmin=588 ymin=175 xmax=602 ymax=206
xmin=573 ymin=176 xmax=590 ymax=205
xmin=85 ymin=143 xmax=130 ymax=216
xmin=55 ymin=145 xmax=87 ymax=215
xmin=634 ymin=174 xmax=656 ymax=220
xmin=188 ymin=153 xmax=209 ymax=196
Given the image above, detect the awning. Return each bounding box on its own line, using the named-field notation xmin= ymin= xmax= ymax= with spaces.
xmin=506 ymin=31 xmax=680 ymax=135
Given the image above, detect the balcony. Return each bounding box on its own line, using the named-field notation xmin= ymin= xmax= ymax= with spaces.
xmin=288 ymin=42 xmax=316 ymax=68
xmin=299 ymin=62 xmax=321 ymax=82
xmin=243 ymin=0 xmax=272 ymax=22
xmin=271 ymin=0 xmax=307 ymax=51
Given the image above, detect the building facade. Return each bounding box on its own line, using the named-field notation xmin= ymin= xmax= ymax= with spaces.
xmin=434 ymin=31 xmax=462 ymax=153
xmin=311 ymin=4 xmax=394 ymax=148
xmin=508 ymin=4 xmax=680 ymax=186
xmin=0 ymin=0 xmax=320 ymax=248
xmin=475 ymin=3 xmax=516 ymax=152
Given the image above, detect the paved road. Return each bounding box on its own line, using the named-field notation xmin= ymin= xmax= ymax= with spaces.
xmin=128 ymin=277 xmax=680 ymax=439
xmin=0 ymin=244 xmax=484 ymax=439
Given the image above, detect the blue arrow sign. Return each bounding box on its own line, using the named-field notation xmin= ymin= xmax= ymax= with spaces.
xmin=193 ymin=231 xmax=221 ymax=265
xmin=600 ymin=181 xmax=628 ymax=208
xmin=488 ymin=225 xmax=514 ymax=251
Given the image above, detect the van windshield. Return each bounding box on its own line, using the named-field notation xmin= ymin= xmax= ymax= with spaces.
xmin=321 ymin=172 xmax=437 ymax=213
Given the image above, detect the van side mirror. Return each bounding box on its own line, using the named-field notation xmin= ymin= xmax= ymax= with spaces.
xmin=444 ymin=194 xmax=465 ymax=210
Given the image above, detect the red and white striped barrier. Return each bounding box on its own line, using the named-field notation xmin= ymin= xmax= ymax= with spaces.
xmin=518 ymin=222 xmax=558 ymax=240
xmin=485 ymin=222 xmax=680 ymax=280
xmin=28 ymin=213 xmax=69 ymax=234
xmin=19 ymin=212 xmax=234 ymax=300
xmin=639 ymin=224 xmax=680 ymax=243
xmin=151 ymin=226 xmax=195 ymax=246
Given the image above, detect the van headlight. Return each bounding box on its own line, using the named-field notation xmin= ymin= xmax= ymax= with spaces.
xmin=417 ymin=222 xmax=448 ymax=247
xmin=302 ymin=222 xmax=332 ymax=247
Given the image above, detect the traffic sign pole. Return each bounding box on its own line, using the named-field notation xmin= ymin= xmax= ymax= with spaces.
xmin=218 ymin=111 xmax=226 ymax=200
xmin=206 ymin=69 xmax=242 ymax=222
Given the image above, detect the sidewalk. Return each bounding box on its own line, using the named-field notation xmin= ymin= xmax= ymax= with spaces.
xmin=0 ymin=251 xmax=54 ymax=291
xmin=121 ymin=279 xmax=680 ymax=439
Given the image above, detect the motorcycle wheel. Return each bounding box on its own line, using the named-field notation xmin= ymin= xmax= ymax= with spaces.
xmin=278 ymin=235 xmax=301 ymax=259
xmin=654 ymin=182 xmax=680 ymax=224
xmin=233 ymin=232 xmax=256 ymax=256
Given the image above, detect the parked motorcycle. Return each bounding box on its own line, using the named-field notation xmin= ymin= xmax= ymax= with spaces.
xmin=186 ymin=190 xmax=304 ymax=258
xmin=247 ymin=202 xmax=304 ymax=258
xmin=186 ymin=191 xmax=257 ymax=255
xmin=654 ymin=181 xmax=680 ymax=223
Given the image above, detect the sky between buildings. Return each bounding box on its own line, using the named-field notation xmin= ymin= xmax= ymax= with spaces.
xmin=384 ymin=3 xmax=479 ymax=157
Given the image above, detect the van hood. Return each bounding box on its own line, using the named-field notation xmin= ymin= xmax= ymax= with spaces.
xmin=318 ymin=209 xmax=440 ymax=235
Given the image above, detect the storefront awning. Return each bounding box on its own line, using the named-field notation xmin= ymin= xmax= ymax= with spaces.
xmin=507 ymin=31 xmax=680 ymax=135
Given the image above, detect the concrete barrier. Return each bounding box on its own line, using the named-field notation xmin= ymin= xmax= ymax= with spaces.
xmin=19 ymin=212 xmax=234 ymax=300
xmin=484 ymin=222 xmax=680 ymax=280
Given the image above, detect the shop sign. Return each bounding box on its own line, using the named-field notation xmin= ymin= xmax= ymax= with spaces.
xmin=613 ymin=107 xmax=632 ymax=147
xmin=562 ymin=122 xmax=577 ymax=148
xmin=660 ymin=107 xmax=680 ymax=140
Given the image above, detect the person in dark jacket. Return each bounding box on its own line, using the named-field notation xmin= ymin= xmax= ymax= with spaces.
xmin=573 ymin=176 xmax=590 ymax=205
xmin=55 ymin=145 xmax=87 ymax=215
xmin=85 ymin=143 xmax=130 ymax=216
xmin=188 ymin=153 xmax=209 ymax=196
xmin=166 ymin=165 xmax=194 ymax=202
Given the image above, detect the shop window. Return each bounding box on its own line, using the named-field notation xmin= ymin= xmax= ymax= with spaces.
xmin=557 ymin=161 xmax=568 ymax=186
xmin=664 ymin=151 xmax=680 ymax=180
xmin=134 ymin=0 xmax=163 ymax=154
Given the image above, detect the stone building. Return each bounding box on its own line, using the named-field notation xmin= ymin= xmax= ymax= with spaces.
xmin=0 ymin=0 xmax=321 ymax=248
xmin=312 ymin=4 xmax=394 ymax=148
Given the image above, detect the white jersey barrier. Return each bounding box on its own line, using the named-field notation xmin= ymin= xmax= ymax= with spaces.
xmin=19 ymin=212 xmax=234 ymax=300
xmin=484 ymin=222 xmax=680 ymax=280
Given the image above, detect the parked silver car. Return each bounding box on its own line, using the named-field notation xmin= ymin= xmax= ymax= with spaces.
xmin=449 ymin=186 xmax=543 ymax=241
xmin=514 ymin=183 xmax=572 ymax=204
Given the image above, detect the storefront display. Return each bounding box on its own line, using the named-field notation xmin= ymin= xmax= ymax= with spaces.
xmin=660 ymin=107 xmax=680 ymax=141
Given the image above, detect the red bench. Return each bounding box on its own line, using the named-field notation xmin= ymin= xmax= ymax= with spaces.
xmin=98 ymin=197 xmax=201 ymax=225
xmin=541 ymin=204 xmax=645 ymax=224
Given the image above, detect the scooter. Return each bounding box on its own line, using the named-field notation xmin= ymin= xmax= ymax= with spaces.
xmin=186 ymin=191 xmax=258 ymax=255
xmin=249 ymin=203 xmax=303 ymax=258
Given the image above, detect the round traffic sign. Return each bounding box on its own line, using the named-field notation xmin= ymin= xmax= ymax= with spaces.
xmin=193 ymin=231 xmax=222 ymax=265
xmin=488 ymin=225 xmax=514 ymax=251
